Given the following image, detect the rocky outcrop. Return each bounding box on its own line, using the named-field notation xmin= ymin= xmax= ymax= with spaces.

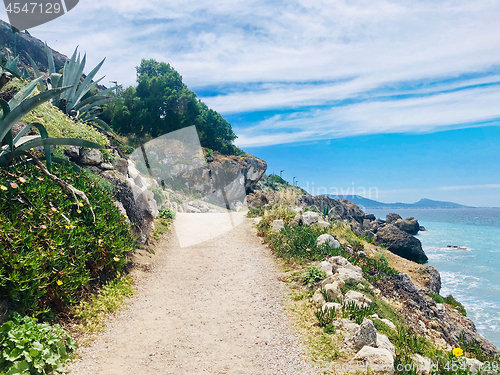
xmin=375 ymin=273 xmax=500 ymax=357
xmin=394 ymin=217 xmax=420 ymax=235
xmin=316 ymin=234 xmax=340 ymax=249
xmin=419 ymin=265 xmax=442 ymax=294
xmin=375 ymin=224 xmax=428 ymax=264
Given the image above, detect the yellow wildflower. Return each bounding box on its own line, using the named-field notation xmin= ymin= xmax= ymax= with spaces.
xmin=18 ymin=177 xmax=26 ymax=183
xmin=98 ymin=239 xmax=103 ymax=245
xmin=37 ymin=177 xmax=44 ymax=181
xmin=452 ymin=348 xmax=463 ymax=357
xmin=56 ymin=280 xmax=63 ymax=286
xmin=0 ymin=185 xmax=7 ymax=191
xmin=10 ymin=182 xmax=18 ymax=189
xmin=50 ymin=207 xmax=57 ymax=212
xmin=113 ymin=257 xmax=120 ymax=262
xmin=78 ymin=202 xmax=84 ymax=207
xmin=77 ymin=209 xmax=82 ymax=214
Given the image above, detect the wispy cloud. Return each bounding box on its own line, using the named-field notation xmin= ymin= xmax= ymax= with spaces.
xmin=1 ymin=0 xmax=500 ymax=146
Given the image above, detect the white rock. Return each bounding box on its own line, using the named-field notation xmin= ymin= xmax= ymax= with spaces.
xmin=380 ymin=319 xmax=397 ymax=331
xmin=302 ymin=211 xmax=320 ymax=225
xmin=322 ymin=302 xmax=342 ymax=312
xmin=336 ymin=267 xmax=364 ymax=284
xmin=465 ymin=358 xmax=483 ymax=374
xmin=99 ymin=162 xmax=114 ymax=170
xmin=317 ymin=234 xmax=340 ymax=249
xmin=323 ymin=281 xmax=344 ymax=301
xmin=352 ymin=346 xmax=394 ymax=375
xmin=272 ymin=219 xmax=285 ymax=232
xmin=316 ymin=220 xmax=330 ymax=228
xmin=318 ymin=261 xmax=333 ymax=277
xmin=113 ymin=158 xmax=128 ymax=175
xmin=127 ymin=160 xmax=140 ymax=179
xmin=376 ymin=333 xmax=395 ymax=356
xmin=345 ymin=290 xmax=372 ymax=308
xmin=411 ymin=354 xmax=432 ymax=375
xmin=312 ymin=289 xmax=326 ymax=308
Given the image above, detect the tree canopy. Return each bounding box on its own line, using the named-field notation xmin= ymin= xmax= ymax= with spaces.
xmin=102 ymin=59 xmax=241 ymax=155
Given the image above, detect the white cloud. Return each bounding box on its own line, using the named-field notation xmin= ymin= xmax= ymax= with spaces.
xmin=1 ymin=0 xmax=500 ymax=146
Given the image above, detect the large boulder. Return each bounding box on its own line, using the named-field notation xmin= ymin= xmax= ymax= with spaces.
xmin=375 ymin=224 xmax=428 ymax=263
xmin=272 ymin=219 xmax=285 ymax=232
xmin=394 ymin=217 xmax=420 ymax=235
xmin=385 ymin=213 xmax=402 ymax=224
xmin=352 ymin=346 xmax=394 ymax=375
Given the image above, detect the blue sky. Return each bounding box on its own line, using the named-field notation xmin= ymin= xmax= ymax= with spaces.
xmin=2 ymin=0 xmax=500 ymax=206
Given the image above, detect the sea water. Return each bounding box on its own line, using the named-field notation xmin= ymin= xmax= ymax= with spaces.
xmin=367 ymin=208 xmax=500 ymax=349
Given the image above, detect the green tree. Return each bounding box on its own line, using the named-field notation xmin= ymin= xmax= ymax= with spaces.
xmin=103 ymin=59 xmax=239 ymax=154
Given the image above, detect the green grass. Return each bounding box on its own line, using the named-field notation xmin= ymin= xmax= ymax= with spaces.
xmin=72 ymin=275 xmax=135 ymax=333
xmin=0 ymin=163 xmax=135 ymax=318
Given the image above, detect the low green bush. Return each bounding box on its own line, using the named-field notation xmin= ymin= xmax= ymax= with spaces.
xmin=266 ymin=225 xmax=337 ymax=261
xmin=429 ymin=293 xmax=467 ymax=316
xmin=303 ymin=265 xmax=326 ymax=287
xmin=0 ymin=163 xmax=135 ymax=317
xmin=0 ymin=313 xmax=76 ymax=375
xmin=159 ymin=208 xmax=176 ymax=220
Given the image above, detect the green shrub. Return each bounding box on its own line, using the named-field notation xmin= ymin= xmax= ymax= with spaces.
xmin=315 ymin=307 xmax=337 ymax=333
xmin=159 ymin=208 xmax=176 ymax=220
xmin=266 ymin=225 xmax=337 ymax=261
xmin=443 ymin=295 xmax=467 ymax=316
xmin=429 ymin=293 xmax=467 ymax=316
xmin=341 ymin=300 xmax=377 ymax=325
xmin=0 ymin=313 xmax=76 ymax=375
xmin=0 ymin=163 xmax=135 ymax=317
xmin=303 ymin=265 xmax=326 ymax=287
xmin=247 ymin=206 xmax=264 ymax=218
xmin=151 ymin=188 xmax=165 ymax=207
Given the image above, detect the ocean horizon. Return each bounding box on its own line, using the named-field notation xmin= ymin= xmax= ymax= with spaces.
xmin=367 ymin=208 xmax=500 ymax=349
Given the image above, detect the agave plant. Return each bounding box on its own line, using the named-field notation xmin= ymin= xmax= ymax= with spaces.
xmin=0 ymin=76 xmax=103 ymax=169
xmin=26 ymin=45 xmax=118 ymax=132
xmin=0 ymin=54 xmax=31 ymax=81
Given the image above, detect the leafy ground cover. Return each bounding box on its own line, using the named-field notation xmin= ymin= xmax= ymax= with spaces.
xmin=0 ymin=163 xmax=135 ymax=318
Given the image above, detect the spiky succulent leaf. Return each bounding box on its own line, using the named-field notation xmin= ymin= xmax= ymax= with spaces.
xmin=0 ymin=86 xmax=71 ymax=144
xmin=9 ymin=77 xmax=44 ymax=109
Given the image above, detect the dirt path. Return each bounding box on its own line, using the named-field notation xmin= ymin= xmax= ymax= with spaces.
xmin=68 ymin=213 xmax=311 ymax=374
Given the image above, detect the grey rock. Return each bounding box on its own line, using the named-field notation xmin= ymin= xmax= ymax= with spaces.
xmin=312 ymin=289 xmax=326 ymax=308
xmin=386 ymin=213 xmax=402 ymax=224
xmin=302 ymin=211 xmax=320 ymax=225
xmin=113 ymin=158 xmax=129 ymax=175
xmin=419 ymin=265 xmax=442 ymax=294
xmin=99 ymin=162 xmax=115 ymax=171
xmin=375 ymin=224 xmax=428 ymax=264
xmin=317 ymin=234 xmax=340 ymax=249
xmin=354 ymin=318 xmax=378 ymax=350
xmin=80 ymin=149 xmax=103 ymax=165
xmin=64 ymin=145 xmax=80 ymax=159
xmin=395 ymin=217 xmax=420 ymax=235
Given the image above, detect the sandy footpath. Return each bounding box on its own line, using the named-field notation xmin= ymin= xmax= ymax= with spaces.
xmin=68 ymin=213 xmax=311 ymax=374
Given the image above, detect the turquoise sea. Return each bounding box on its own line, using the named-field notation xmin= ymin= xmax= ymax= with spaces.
xmin=367 ymin=208 xmax=500 ymax=349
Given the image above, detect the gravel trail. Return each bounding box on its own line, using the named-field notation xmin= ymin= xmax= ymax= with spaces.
xmin=68 ymin=213 xmax=312 ymax=374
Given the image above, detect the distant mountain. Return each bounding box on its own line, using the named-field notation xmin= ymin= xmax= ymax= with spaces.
xmin=326 ymin=195 xmax=473 ymax=209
